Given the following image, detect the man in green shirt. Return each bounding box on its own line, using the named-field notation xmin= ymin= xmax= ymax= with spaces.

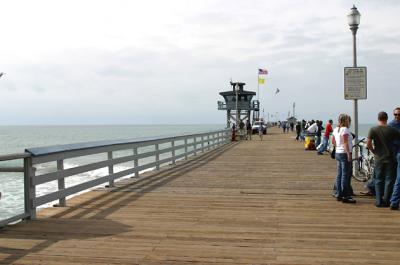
xmin=367 ymin=111 xmax=400 ymax=207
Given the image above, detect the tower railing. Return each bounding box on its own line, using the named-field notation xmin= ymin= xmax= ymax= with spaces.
xmin=252 ymin=100 xmax=260 ymax=110
xmin=217 ymin=101 xmax=227 ymax=110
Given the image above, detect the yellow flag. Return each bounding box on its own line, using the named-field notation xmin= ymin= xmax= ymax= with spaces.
xmin=258 ymin=77 xmax=265 ymax=84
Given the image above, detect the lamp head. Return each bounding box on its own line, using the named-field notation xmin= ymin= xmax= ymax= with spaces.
xmin=348 ymin=5 xmax=361 ymax=34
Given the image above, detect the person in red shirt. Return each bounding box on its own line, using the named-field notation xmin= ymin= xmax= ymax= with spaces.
xmin=317 ymin=119 xmax=333 ymax=155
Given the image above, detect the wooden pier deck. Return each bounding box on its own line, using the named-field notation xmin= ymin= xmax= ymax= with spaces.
xmin=1 ymin=127 xmax=400 ymax=265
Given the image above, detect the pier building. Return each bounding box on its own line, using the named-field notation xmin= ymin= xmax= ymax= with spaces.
xmin=218 ymin=81 xmax=260 ymax=128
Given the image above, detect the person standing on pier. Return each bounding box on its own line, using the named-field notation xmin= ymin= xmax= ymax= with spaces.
xmin=367 ymin=111 xmax=400 ymax=208
xmin=307 ymin=120 xmax=317 ymax=134
xmin=332 ymin=114 xmax=356 ymax=203
xmin=231 ymin=123 xmax=236 ymax=142
xmin=239 ymin=120 xmax=245 ymax=140
xmin=246 ymin=120 xmax=252 ymax=140
xmin=315 ymin=120 xmax=324 ymax=149
xmin=300 ymin=120 xmax=307 ymax=141
xmin=388 ymin=107 xmax=400 ymax=210
xmin=282 ymin=121 xmax=286 ymax=133
xmin=317 ymin=119 xmax=333 ymax=155
xmin=295 ymin=122 xmax=301 ymax=140
xmin=259 ymin=122 xmax=263 ymax=141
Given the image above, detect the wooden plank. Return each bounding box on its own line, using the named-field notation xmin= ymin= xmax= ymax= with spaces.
xmin=2 ymin=127 xmax=400 ymax=265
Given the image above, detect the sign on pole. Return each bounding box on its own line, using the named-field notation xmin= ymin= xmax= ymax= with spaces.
xmin=344 ymin=67 xmax=367 ymax=100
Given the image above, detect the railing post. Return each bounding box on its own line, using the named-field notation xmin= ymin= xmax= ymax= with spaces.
xmin=24 ymin=157 xmax=35 ymax=220
xmin=133 ymin=146 xmax=139 ymax=178
xmin=26 ymin=161 xmax=37 ymax=220
xmin=201 ymin=136 xmax=204 ymax=153
xmin=56 ymin=160 xmax=66 ymax=207
xmin=107 ymin=151 xmax=114 ymax=187
xmin=184 ymin=138 xmax=188 ymax=160
xmin=155 ymin=143 xmax=160 ymax=170
xmin=172 ymin=140 xmax=176 ymax=165
xmin=212 ymin=133 xmax=215 ymax=148
xmin=194 ymin=137 xmax=197 ymax=155
xmin=207 ymin=134 xmax=210 ymax=150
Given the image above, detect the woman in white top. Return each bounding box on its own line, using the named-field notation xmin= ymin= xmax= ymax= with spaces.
xmin=332 ymin=114 xmax=356 ymax=203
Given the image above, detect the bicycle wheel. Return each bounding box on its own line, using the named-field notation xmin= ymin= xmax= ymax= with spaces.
xmin=352 ymin=169 xmax=368 ymax=182
xmin=351 ymin=158 xmax=369 ymax=182
xmin=362 ymin=158 xmax=374 ymax=182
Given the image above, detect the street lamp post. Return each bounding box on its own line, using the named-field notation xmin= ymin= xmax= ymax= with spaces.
xmin=348 ymin=5 xmax=361 ymax=175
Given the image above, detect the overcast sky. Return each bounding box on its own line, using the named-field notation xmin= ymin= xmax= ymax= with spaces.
xmin=0 ymin=0 xmax=399 ymax=125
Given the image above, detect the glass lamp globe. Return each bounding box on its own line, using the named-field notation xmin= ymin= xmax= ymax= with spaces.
xmin=347 ymin=5 xmax=361 ymax=26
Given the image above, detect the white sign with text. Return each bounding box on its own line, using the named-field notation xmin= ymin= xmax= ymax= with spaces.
xmin=344 ymin=67 xmax=367 ymax=100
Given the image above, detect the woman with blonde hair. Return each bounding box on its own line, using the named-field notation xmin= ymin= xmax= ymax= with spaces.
xmin=332 ymin=114 xmax=356 ymax=203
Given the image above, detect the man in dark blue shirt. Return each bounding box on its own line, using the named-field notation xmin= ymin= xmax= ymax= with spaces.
xmin=389 ymin=107 xmax=400 ymax=210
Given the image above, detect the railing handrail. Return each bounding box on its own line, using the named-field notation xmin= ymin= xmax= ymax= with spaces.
xmin=0 ymin=152 xmax=31 ymax=162
xmin=25 ymin=129 xmax=229 ymax=157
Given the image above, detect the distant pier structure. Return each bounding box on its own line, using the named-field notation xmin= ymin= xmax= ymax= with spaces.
xmin=218 ymin=82 xmax=260 ymax=128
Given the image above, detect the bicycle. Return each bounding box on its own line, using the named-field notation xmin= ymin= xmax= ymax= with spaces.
xmin=352 ymin=138 xmax=375 ymax=182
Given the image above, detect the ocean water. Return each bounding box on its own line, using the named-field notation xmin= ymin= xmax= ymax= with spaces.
xmin=0 ymin=124 xmax=224 ymax=221
xmin=354 ymin=124 xmax=375 ymax=139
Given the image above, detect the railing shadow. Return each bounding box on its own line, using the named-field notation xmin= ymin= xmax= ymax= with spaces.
xmin=52 ymin=141 xmax=238 ymax=220
xmin=0 ymin=142 xmax=238 ymax=264
xmin=0 ymin=217 xmax=133 ymax=264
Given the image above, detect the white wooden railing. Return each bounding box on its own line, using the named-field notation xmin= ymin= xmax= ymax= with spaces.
xmin=0 ymin=129 xmax=231 ymax=227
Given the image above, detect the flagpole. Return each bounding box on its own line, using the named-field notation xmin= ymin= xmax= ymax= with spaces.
xmin=257 ymin=71 xmax=260 ymax=102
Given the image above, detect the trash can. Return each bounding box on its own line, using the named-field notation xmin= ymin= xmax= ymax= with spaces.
xmin=305 ymin=132 xmax=316 ymax=150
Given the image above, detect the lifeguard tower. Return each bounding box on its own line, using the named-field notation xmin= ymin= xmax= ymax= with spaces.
xmin=217 ymin=81 xmax=260 ymax=128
